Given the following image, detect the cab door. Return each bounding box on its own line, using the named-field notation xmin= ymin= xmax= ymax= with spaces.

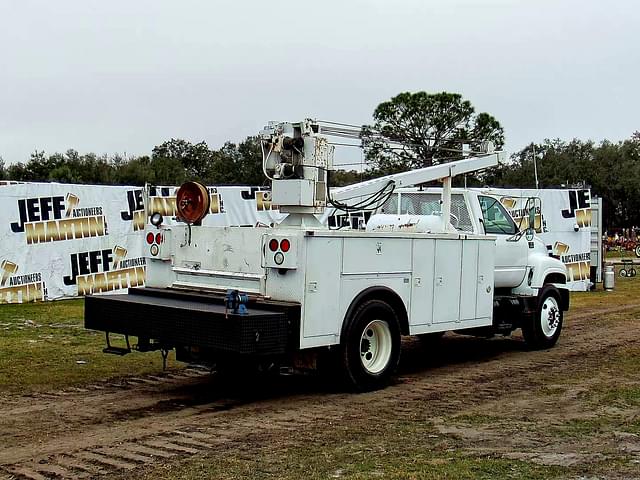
xmin=477 ymin=195 xmax=528 ymax=288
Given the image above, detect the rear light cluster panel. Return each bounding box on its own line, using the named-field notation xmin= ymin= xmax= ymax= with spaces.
xmin=264 ymin=235 xmax=297 ymax=269
xmin=145 ymin=229 xmax=171 ymax=259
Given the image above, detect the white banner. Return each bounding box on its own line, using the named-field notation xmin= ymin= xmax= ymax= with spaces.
xmin=0 ymin=183 xmax=285 ymax=304
xmin=0 ymin=184 xmax=146 ymax=303
xmin=0 ymin=183 xmax=592 ymax=304
xmin=482 ymin=188 xmax=593 ymax=291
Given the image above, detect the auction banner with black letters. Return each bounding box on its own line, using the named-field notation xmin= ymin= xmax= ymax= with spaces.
xmin=1 ymin=182 xmax=591 ymax=304
xmin=0 ymin=183 xmax=283 ymax=304
xmin=486 ymin=188 xmax=594 ymax=291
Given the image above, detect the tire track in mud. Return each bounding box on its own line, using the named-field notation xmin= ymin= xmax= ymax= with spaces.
xmin=2 ymin=302 xmax=640 ymax=479
xmin=2 ymin=368 xmax=210 ymax=410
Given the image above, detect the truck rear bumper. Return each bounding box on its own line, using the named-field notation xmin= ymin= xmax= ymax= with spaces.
xmin=85 ymin=287 xmax=300 ymax=356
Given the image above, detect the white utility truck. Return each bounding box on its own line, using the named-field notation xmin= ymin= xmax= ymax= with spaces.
xmin=85 ymin=120 xmax=569 ymax=391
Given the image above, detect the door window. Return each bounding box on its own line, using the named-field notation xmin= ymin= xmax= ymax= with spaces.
xmin=478 ymin=196 xmax=517 ymax=235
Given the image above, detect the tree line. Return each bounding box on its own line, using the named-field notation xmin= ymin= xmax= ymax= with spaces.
xmin=0 ymin=137 xmax=265 ymax=187
xmin=1 ymin=91 xmax=637 ymax=227
xmin=0 ymin=136 xmax=364 ymax=189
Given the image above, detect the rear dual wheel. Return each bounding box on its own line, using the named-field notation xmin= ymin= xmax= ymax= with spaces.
xmin=340 ymin=299 xmax=401 ymax=392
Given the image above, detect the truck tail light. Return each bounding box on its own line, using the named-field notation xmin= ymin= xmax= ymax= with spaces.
xmin=264 ymin=235 xmax=296 ymax=270
xmin=146 ymin=232 xmax=155 ymax=244
xmin=176 ymin=181 xmax=210 ymax=224
xmin=155 ymin=233 xmax=163 ymax=244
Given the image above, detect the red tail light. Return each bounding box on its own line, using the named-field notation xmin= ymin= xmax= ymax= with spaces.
xmin=269 ymin=239 xmax=279 ymax=252
xmin=155 ymin=233 xmax=163 ymax=244
xmin=280 ymin=239 xmax=291 ymax=252
xmin=176 ymin=181 xmax=210 ymax=224
xmin=146 ymin=232 xmax=155 ymax=244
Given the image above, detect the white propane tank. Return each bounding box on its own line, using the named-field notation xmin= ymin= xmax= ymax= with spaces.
xmin=603 ymin=265 xmax=615 ymax=291
xmin=366 ymin=214 xmax=446 ymax=234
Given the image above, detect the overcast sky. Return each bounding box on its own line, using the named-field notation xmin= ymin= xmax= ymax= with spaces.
xmin=1 ymin=0 xmax=638 ymax=167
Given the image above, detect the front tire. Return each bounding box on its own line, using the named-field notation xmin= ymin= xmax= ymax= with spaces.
xmin=522 ymin=285 xmax=563 ymax=350
xmin=340 ymin=299 xmax=401 ymax=392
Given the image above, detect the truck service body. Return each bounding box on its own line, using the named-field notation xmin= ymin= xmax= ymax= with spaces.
xmin=85 ymin=120 xmax=569 ymax=391
xmin=368 ymin=187 xmax=569 ymax=291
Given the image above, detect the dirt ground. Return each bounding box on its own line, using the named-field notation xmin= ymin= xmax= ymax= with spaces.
xmin=2 ymin=290 xmax=640 ymax=479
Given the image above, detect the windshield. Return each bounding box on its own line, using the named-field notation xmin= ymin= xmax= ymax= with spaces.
xmin=478 ymin=195 xmax=517 ymax=235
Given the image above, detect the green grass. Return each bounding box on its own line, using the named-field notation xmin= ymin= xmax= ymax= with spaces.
xmin=605 ymin=248 xmax=640 ymax=259
xmin=129 ymin=276 xmax=640 ymax=479
xmin=569 ymin=275 xmax=640 ymax=313
xmin=601 ymin=386 xmax=640 ymax=407
xmin=3 ymin=280 xmax=640 ymax=478
xmin=155 ymin=455 xmax=561 ymax=480
xmin=2 ymin=274 xmax=638 ymax=395
xmin=554 ymin=343 xmax=640 ymax=408
xmin=592 ymin=346 xmax=640 ymax=409
xmin=134 ymin=429 xmax=564 ymax=480
xmin=608 ymin=346 xmax=640 ymax=375
xmin=0 ymin=299 xmax=173 ymax=394
xmin=550 ymin=418 xmax=611 ymax=438
xmin=550 ymin=414 xmax=640 ymax=439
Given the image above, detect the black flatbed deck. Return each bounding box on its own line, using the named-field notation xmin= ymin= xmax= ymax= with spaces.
xmin=85 ymin=287 xmax=300 ymax=355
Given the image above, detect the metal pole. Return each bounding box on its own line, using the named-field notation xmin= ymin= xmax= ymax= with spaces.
xmin=442 ymin=177 xmax=452 ymax=232
xmin=533 ymin=144 xmax=539 ymax=189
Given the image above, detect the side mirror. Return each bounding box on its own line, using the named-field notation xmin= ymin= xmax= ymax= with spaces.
xmin=526 ymin=204 xmax=536 ymax=241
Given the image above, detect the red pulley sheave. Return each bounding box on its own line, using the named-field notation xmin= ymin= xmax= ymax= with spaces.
xmin=176 ymin=181 xmax=210 ymax=224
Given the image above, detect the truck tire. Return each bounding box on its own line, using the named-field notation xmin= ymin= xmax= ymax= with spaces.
xmin=635 ymin=245 xmax=640 ymax=258
xmin=522 ymin=285 xmax=563 ymax=350
xmin=340 ymin=299 xmax=401 ymax=392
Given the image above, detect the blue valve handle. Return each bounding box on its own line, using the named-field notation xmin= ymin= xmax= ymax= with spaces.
xmin=225 ymin=289 xmax=249 ymax=317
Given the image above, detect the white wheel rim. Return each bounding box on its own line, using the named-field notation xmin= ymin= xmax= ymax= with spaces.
xmin=540 ymin=296 xmax=560 ymax=338
xmin=360 ymin=319 xmax=392 ymax=374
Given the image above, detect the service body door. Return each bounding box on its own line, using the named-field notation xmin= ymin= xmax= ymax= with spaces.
xmin=432 ymin=239 xmax=463 ymax=323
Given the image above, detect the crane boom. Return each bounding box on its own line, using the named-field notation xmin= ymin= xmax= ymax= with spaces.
xmin=259 ymin=119 xmax=505 ymax=231
xmin=331 ymin=152 xmax=505 ymax=202
xmin=330 ymin=152 xmax=505 ymax=232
